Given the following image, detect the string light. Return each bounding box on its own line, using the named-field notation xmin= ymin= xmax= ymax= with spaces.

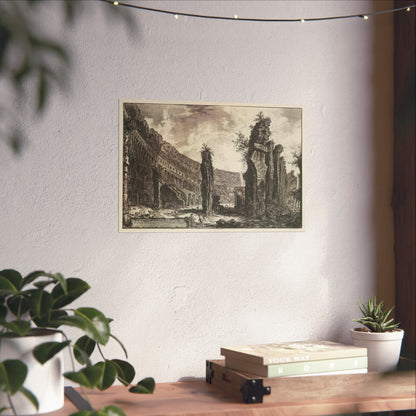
xmin=99 ymin=0 xmax=415 ymax=23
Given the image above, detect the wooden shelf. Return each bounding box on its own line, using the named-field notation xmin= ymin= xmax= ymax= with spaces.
xmin=50 ymin=367 xmax=415 ymax=416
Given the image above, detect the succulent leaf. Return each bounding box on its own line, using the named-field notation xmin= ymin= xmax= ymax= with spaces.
xmin=354 ymin=296 xmax=400 ymax=332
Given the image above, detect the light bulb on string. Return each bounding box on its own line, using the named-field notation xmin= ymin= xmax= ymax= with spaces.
xmin=100 ymin=1 xmax=416 ymax=24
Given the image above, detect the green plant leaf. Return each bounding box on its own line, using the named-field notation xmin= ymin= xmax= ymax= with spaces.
xmin=97 ymin=406 xmax=127 ymax=416
xmin=7 ymin=295 xmax=30 ymax=318
xmin=54 ymin=309 xmax=109 ymax=345
xmin=358 ymin=300 xmax=367 ymax=317
xmin=0 ymin=276 xmax=19 ymax=296
xmin=52 ymin=315 xmax=89 ymax=333
xmin=0 ymin=319 xmax=31 ymax=336
xmin=22 ymin=270 xmax=50 ymax=287
xmin=46 ymin=309 xmax=69 ymax=328
xmin=94 ymin=361 xmax=117 ymax=391
xmin=51 ymin=278 xmax=90 ymax=308
xmin=52 ymin=273 xmax=67 ymax=294
xmin=0 ymin=270 xmax=22 ymax=291
xmin=68 ymin=412 xmax=91 ymax=416
xmin=0 ymin=304 xmax=7 ymax=321
xmin=128 ymin=377 xmax=155 ymax=394
xmin=0 ymin=359 xmax=27 ymax=395
xmin=19 ymin=386 xmax=39 ymax=411
xmin=64 ymin=366 xmax=102 ymax=389
xmin=33 ymin=340 xmax=71 ymax=364
xmin=110 ymin=359 xmax=135 ymax=386
xmin=29 ymin=290 xmax=53 ymax=326
xmin=383 ymin=306 xmax=394 ymax=322
xmin=73 ymin=349 xmax=93 ymax=368
xmin=33 ymin=280 xmax=55 ymax=290
xmin=23 ymin=271 xmax=68 ymax=294
xmin=74 ymin=335 xmax=96 ymax=365
xmin=354 ymin=296 xmax=400 ymax=332
xmin=69 ymin=406 xmax=127 ymax=416
xmin=29 ymin=289 xmax=53 ymax=317
xmin=74 ymin=308 xmax=110 ymax=345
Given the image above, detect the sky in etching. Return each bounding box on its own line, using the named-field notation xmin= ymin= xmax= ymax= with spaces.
xmin=135 ymin=102 xmax=302 ymax=174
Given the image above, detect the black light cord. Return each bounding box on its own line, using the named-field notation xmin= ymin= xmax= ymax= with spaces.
xmin=99 ymin=0 xmax=415 ymax=23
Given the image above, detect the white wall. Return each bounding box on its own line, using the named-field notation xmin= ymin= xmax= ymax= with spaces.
xmin=0 ymin=1 xmax=394 ymax=382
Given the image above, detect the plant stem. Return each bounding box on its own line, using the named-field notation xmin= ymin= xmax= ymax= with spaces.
xmin=97 ymin=343 xmax=106 ymax=361
xmin=7 ymin=393 xmax=17 ymax=416
xmin=17 ymin=296 xmax=22 ymax=320
xmin=61 ymin=332 xmax=94 ymax=411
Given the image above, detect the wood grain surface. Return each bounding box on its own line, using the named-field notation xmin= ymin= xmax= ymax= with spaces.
xmin=49 ymin=367 xmax=415 ymax=416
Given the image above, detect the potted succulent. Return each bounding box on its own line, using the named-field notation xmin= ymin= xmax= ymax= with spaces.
xmin=0 ymin=269 xmax=155 ymax=416
xmin=351 ymin=296 xmax=404 ymax=372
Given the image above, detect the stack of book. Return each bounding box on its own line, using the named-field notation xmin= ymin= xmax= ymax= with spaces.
xmin=220 ymin=340 xmax=368 ymax=378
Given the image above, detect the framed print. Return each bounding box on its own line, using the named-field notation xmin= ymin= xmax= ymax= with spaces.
xmin=120 ymin=100 xmax=302 ymax=231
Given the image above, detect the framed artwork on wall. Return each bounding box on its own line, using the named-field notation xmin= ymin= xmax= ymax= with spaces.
xmin=119 ymin=100 xmax=303 ymax=232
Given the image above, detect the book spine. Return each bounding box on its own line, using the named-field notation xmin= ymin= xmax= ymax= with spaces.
xmin=286 ymin=368 xmax=368 ymax=377
xmin=225 ymin=356 xmax=368 ymax=377
xmin=267 ymin=356 xmax=368 ymax=377
xmin=221 ymin=346 xmax=368 ymax=365
xmin=262 ymin=349 xmax=368 ymax=365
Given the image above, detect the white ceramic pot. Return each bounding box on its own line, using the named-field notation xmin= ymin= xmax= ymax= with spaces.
xmin=351 ymin=328 xmax=404 ymax=372
xmin=0 ymin=329 xmax=64 ymax=415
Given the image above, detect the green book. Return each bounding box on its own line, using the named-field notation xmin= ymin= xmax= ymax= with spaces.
xmin=221 ymin=340 xmax=367 ymax=365
xmin=224 ymin=355 xmax=368 ymax=377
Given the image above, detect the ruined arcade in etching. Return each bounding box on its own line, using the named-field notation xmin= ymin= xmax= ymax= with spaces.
xmin=120 ymin=101 xmax=302 ymax=230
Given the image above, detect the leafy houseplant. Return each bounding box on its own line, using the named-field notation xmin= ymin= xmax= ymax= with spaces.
xmin=351 ymin=296 xmax=404 ymax=372
xmin=0 ymin=269 xmax=155 ymax=416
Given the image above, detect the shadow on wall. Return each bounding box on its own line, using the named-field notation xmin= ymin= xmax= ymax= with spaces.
xmin=0 ymin=0 xmax=136 ymax=154
xmin=371 ymin=3 xmax=395 ymax=308
xmin=391 ymin=0 xmax=415 ymax=360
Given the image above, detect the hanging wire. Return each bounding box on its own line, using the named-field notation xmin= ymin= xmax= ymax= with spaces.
xmin=100 ymin=0 xmax=415 ymax=23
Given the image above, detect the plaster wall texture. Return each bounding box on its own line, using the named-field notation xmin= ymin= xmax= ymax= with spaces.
xmin=0 ymin=1 xmax=395 ymax=382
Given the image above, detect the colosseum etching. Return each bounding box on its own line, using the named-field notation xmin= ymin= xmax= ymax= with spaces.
xmin=120 ymin=101 xmax=302 ymax=230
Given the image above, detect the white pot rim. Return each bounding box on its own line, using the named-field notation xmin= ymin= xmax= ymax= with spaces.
xmin=351 ymin=327 xmax=404 ymax=341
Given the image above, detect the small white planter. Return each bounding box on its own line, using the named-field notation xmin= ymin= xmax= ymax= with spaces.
xmin=351 ymin=328 xmax=404 ymax=372
xmin=0 ymin=329 xmax=64 ymax=415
